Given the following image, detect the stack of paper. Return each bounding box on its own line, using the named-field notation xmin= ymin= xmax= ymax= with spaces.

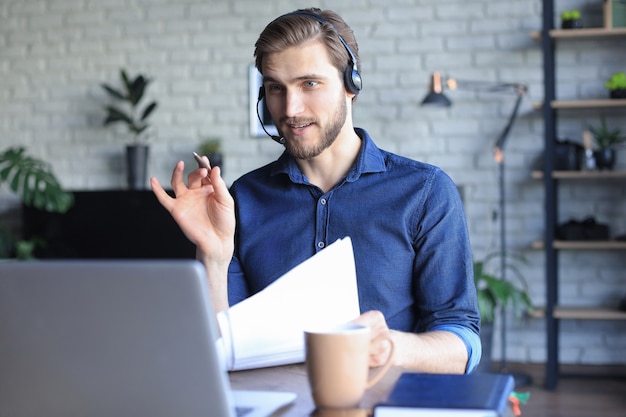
xmin=217 ymin=237 xmax=360 ymax=371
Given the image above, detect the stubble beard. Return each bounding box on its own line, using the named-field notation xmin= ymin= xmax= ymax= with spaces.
xmin=282 ymin=93 xmax=348 ymax=161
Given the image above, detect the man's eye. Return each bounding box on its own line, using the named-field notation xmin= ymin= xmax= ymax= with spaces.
xmin=267 ymin=85 xmax=283 ymax=93
xmin=305 ymin=81 xmax=318 ymax=88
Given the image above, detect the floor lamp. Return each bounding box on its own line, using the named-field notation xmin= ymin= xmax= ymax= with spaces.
xmin=421 ymin=72 xmax=530 ymax=385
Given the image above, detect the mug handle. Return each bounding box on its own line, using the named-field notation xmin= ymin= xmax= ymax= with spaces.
xmin=365 ymin=337 xmax=395 ymax=389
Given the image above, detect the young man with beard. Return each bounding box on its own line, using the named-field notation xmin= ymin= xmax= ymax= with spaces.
xmin=151 ymin=8 xmax=481 ymax=374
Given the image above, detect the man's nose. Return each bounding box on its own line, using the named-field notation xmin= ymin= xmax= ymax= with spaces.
xmin=284 ymin=89 xmax=305 ymax=117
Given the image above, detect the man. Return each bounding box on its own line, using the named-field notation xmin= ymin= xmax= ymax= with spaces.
xmin=151 ymin=8 xmax=480 ymax=374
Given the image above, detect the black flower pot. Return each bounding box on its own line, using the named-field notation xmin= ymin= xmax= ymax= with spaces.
xmin=561 ymin=19 xmax=583 ymax=29
xmin=593 ymin=148 xmax=616 ymax=171
xmin=610 ymin=89 xmax=626 ymax=99
xmin=126 ymin=144 xmax=150 ymax=190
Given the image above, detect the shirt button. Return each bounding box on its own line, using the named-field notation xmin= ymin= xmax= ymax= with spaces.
xmin=317 ymin=241 xmax=325 ymax=249
xmin=320 ymin=198 xmax=327 ymax=205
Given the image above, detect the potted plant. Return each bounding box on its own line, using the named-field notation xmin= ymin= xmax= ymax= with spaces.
xmin=561 ymin=9 xmax=583 ymax=29
xmin=473 ymin=252 xmax=533 ymax=373
xmin=0 ymin=147 xmax=74 ymax=259
xmin=197 ymin=138 xmax=223 ymax=172
xmin=588 ymin=116 xmax=626 ymax=170
xmin=604 ymin=71 xmax=626 ymax=99
xmin=101 ymin=69 xmax=158 ymax=189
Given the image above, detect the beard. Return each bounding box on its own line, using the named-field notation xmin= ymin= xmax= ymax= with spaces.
xmin=281 ymin=92 xmax=348 ymax=161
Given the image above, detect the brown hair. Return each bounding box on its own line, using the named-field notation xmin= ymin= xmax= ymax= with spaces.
xmin=254 ymin=8 xmax=360 ymax=82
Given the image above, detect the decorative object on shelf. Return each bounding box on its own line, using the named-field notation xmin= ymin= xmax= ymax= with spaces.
xmin=561 ymin=9 xmax=583 ymax=29
xmin=101 ymin=69 xmax=158 ymax=190
xmin=0 ymin=146 xmax=74 ymax=259
xmin=604 ymin=71 xmax=626 ymax=99
xmin=582 ymin=131 xmax=596 ymax=171
xmin=473 ymin=253 xmax=533 ymax=375
xmin=556 ymin=217 xmax=610 ymax=241
xmin=554 ymin=139 xmax=584 ymax=170
xmin=197 ymin=138 xmax=223 ymax=172
xmin=588 ymin=116 xmax=625 ymax=170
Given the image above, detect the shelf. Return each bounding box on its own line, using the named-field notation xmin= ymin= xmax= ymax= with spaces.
xmin=531 ymin=306 xmax=626 ymax=320
xmin=531 ymin=170 xmax=626 ymax=179
xmin=532 ymin=99 xmax=626 ymax=110
xmin=531 ymin=240 xmax=626 ymax=250
xmin=530 ymin=27 xmax=626 ymax=39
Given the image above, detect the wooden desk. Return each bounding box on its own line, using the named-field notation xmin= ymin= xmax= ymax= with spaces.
xmin=229 ymin=364 xmax=403 ymax=417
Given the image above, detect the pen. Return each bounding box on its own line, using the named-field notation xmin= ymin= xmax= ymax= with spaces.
xmin=193 ymin=152 xmax=212 ymax=180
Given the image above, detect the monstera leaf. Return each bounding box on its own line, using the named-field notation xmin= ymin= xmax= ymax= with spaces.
xmin=0 ymin=147 xmax=73 ymax=212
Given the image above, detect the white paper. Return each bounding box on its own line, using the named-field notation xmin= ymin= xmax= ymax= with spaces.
xmin=217 ymin=237 xmax=360 ymax=371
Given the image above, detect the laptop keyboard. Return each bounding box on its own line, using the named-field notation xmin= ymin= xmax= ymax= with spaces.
xmin=235 ymin=406 xmax=253 ymax=417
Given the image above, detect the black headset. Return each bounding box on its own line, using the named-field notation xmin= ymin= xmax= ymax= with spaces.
xmin=256 ymin=10 xmax=363 ymax=144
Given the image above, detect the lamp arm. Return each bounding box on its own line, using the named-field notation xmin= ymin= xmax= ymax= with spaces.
xmin=446 ymin=78 xmax=527 ymax=95
xmin=492 ymin=91 xmax=525 ymax=163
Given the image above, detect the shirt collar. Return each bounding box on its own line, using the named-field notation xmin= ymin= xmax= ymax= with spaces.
xmin=270 ymin=128 xmax=387 ymax=184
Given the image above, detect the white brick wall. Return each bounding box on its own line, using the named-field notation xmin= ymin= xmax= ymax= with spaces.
xmin=1 ymin=0 xmax=625 ymax=365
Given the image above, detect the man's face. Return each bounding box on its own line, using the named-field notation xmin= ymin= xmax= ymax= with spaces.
xmin=261 ymin=40 xmax=353 ymax=160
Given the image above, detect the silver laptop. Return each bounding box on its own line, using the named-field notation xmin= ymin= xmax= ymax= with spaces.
xmin=0 ymin=260 xmax=295 ymax=417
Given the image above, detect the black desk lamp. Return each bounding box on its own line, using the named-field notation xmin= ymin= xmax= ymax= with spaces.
xmin=422 ymin=72 xmax=529 ymax=385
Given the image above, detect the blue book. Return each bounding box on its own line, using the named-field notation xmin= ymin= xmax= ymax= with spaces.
xmin=374 ymin=372 xmax=514 ymax=417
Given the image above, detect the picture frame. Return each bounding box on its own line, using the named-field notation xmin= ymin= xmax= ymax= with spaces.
xmin=249 ymin=65 xmax=278 ymax=138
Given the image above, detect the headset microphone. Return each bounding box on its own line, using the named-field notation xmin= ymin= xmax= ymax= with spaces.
xmin=256 ymin=86 xmax=285 ymax=145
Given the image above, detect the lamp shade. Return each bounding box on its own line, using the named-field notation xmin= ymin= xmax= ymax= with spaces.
xmin=421 ymin=71 xmax=452 ymax=107
xmin=421 ymin=91 xmax=452 ymax=107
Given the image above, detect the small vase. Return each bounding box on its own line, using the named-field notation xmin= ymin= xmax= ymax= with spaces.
xmin=126 ymin=144 xmax=150 ymax=190
xmin=593 ymin=148 xmax=616 ymax=171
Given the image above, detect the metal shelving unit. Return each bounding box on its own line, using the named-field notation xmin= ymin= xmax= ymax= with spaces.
xmin=536 ymin=0 xmax=626 ymax=390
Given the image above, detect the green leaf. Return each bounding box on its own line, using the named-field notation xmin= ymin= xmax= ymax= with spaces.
xmin=129 ymin=76 xmax=149 ymax=105
xmin=140 ymin=102 xmax=157 ymax=121
xmin=101 ymin=84 xmax=126 ymax=100
xmin=121 ymin=69 xmax=131 ymax=94
xmin=0 ymin=147 xmax=74 ymax=213
xmin=605 ymin=71 xmax=626 ymax=90
xmin=103 ymin=106 xmax=133 ymax=126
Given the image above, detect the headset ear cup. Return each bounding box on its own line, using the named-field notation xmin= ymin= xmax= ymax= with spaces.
xmin=258 ymin=86 xmax=265 ymax=101
xmin=344 ymin=67 xmax=362 ymax=95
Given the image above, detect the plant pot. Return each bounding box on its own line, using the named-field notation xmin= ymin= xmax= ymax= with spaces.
xmin=126 ymin=144 xmax=150 ymax=190
xmin=593 ymin=148 xmax=616 ymax=170
xmin=609 ymin=89 xmax=626 ymax=99
xmin=561 ymin=19 xmax=583 ymax=29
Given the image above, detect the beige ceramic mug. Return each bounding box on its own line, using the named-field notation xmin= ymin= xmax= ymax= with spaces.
xmin=304 ymin=323 xmax=394 ymax=409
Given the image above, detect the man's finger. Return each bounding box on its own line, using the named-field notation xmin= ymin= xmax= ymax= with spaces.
xmin=170 ymin=161 xmax=188 ymax=192
xmin=150 ymin=176 xmax=174 ymax=212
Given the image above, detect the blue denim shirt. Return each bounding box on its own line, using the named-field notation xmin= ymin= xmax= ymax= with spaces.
xmin=228 ymin=128 xmax=481 ymax=372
